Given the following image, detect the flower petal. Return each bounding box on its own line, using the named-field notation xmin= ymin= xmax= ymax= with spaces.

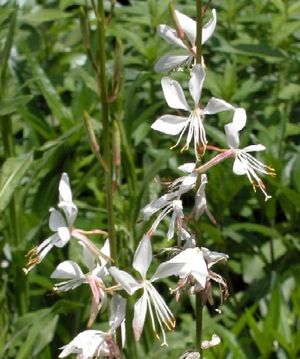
xmin=243 ymin=144 xmax=266 ymax=152
xmin=51 ymin=260 xmax=84 ymax=279
xmin=133 ymin=235 xmax=152 ymax=279
xmin=195 ymin=174 xmax=208 ymax=220
xmin=156 ymin=24 xmax=187 ymax=49
xmin=59 ymin=173 xmax=73 ymax=203
xmin=49 ymin=208 xmax=66 ymax=231
xmin=233 ymin=157 xmax=247 ymax=175
xmin=189 ymin=64 xmax=205 ymax=106
xmin=151 ymin=261 xmax=185 ymax=282
xmin=109 ymin=294 xmax=127 ymax=331
xmin=161 ymin=77 xmax=190 ymax=111
xmin=203 ymin=97 xmax=234 ymax=115
xmin=225 ymin=122 xmax=240 ymax=149
xmin=174 ymin=10 xmax=197 ymax=46
xmin=154 ymin=54 xmax=190 ymax=73
xmin=232 ymin=107 xmax=247 ymax=131
xmin=109 ymin=266 xmax=141 ymax=295
xmin=202 ymin=9 xmax=217 ymax=44
xmin=57 ymin=227 xmax=71 ymax=247
xmin=178 ymin=163 xmax=196 ymax=173
xmin=133 ymin=292 xmax=148 ymax=341
xmin=151 ymin=114 xmax=189 ymax=135
xmin=142 ymin=192 xmax=178 ymax=220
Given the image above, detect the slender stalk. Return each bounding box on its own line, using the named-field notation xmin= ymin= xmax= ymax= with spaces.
xmin=195 ymin=0 xmax=203 ymax=355
xmin=195 ymin=0 xmax=203 ymax=65
xmin=96 ymin=0 xmax=117 ymax=264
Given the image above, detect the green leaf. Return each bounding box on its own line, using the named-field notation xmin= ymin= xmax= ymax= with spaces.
xmin=19 ymin=9 xmax=72 ymax=24
xmin=0 ymin=152 xmax=33 ymax=212
xmin=0 ymin=95 xmax=33 ymax=116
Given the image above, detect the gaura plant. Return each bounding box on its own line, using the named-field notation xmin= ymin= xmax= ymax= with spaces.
xmin=24 ymin=1 xmax=275 ymax=358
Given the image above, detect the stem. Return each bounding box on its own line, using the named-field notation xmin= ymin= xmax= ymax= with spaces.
xmin=96 ymin=0 xmax=117 ymax=264
xmin=195 ymin=294 xmax=203 ymax=356
xmin=195 ymin=0 xmax=203 ymax=64
xmin=196 ymin=149 xmax=234 ymax=174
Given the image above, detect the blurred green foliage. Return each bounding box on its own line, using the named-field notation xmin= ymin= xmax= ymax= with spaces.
xmin=0 ymin=0 xmax=299 ymax=358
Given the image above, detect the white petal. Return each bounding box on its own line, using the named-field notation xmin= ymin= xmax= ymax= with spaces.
xmin=49 ymin=208 xmax=66 ymax=231
xmin=233 ymin=157 xmax=247 ymax=175
xmin=161 ymin=77 xmax=190 ymax=111
xmin=151 ymin=261 xmax=185 ymax=282
xmin=133 ymin=292 xmax=148 ymax=341
xmin=151 ymin=114 xmax=189 ymax=135
xmin=225 ymin=122 xmax=240 ymax=149
xmin=156 ymin=24 xmax=187 ymax=49
xmin=109 ymin=294 xmax=126 ymax=331
xmin=51 ymin=260 xmax=84 ymax=279
xmin=232 ymin=107 xmax=247 ymax=131
xmin=195 ymin=174 xmax=208 ymax=220
xmin=189 ymin=64 xmax=205 ymax=106
xmin=133 ymin=235 xmax=152 ymax=279
xmin=142 ymin=192 xmax=177 ymax=220
xmin=178 ymin=163 xmax=196 ymax=173
xmin=243 ymin=144 xmax=266 ymax=152
xmin=174 ymin=10 xmax=197 ymax=45
xmin=109 ymin=267 xmax=141 ymax=295
xmin=203 ymin=97 xmax=234 ymax=115
xmin=59 ymin=173 xmax=73 ymax=203
xmin=201 ymin=247 xmax=228 ymax=268
xmin=57 ymin=227 xmax=71 ymax=247
xmin=154 ymin=54 xmax=190 ymax=73
xmin=202 ymin=9 xmax=217 ymax=44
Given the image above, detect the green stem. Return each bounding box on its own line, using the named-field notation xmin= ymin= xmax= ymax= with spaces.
xmin=196 ymin=0 xmax=203 ymax=65
xmin=195 ymin=294 xmax=203 ymax=356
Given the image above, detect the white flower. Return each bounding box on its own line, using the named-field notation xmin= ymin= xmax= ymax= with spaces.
xmin=225 ymin=108 xmax=275 ymax=201
xmin=59 ymin=294 xmax=126 ymax=358
xmin=151 ymin=65 xmax=234 ymax=159
xmin=155 ymin=9 xmax=217 ymax=72
xmin=109 ymin=235 xmax=182 ymax=345
xmin=142 ymin=192 xmax=184 ymax=240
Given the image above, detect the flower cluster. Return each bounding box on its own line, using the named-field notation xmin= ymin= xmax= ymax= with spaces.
xmin=24 ymin=4 xmax=275 ymax=359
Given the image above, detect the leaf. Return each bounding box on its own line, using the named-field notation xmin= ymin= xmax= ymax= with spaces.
xmin=19 ymin=9 xmax=72 ymax=24
xmin=0 ymin=152 xmax=33 ymax=212
xmin=0 ymin=95 xmax=33 ymax=116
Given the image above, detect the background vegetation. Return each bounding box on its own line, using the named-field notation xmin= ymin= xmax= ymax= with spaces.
xmin=0 ymin=0 xmax=300 ymax=358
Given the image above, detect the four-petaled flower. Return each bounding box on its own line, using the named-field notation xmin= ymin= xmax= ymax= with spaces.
xmin=152 ymin=64 xmax=234 ymax=159
xmin=225 ymin=108 xmax=275 ymax=201
xmin=109 ymin=235 xmax=183 ymax=345
xmin=155 ymin=9 xmax=217 ymax=72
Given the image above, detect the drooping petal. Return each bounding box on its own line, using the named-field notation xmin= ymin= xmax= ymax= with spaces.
xmin=167 ymin=200 xmax=183 ymax=240
xmin=142 ymin=192 xmax=178 ymax=220
xmin=178 ymin=163 xmax=196 ymax=173
xmin=201 ymin=247 xmax=229 ymax=268
xmin=109 ymin=267 xmax=141 ymax=295
xmin=49 ymin=208 xmax=66 ymax=231
xmin=151 ymin=115 xmax=189 ymax=135
xmin=133 ymin=292 xmax=148 ymax=341
xmin=154 ymin=54 xmax=190 ymax=73
xmin=202 ymin=9 xmax=217 ymax=44
xmin=232 ymin=107 xmax=247 ymax=131
xmin=51 ymin=260 xmax=84 ymax=279
xmin=174 ymin=10 xmax=197 ymax=46
xmin=109 ymin=294 xmax=127 ymax=331
xmin=151 ymin=261 xmax=185 ymax=282
xmin=203 ymin=97 xmax=234 ymax=115
xmin=195 ymin=174 xmax=208 ymax=220
xmin=156 ymin=24 xmax=187 ymax=49
xmin=243 ymin=144 xmax=266 ymax=152
xmin=189 ymin=64 xmax=205 ymax=107
xmin=233 ymin=156 xmax=247 ymax=175
xmin=133 ymin=235 xmax=152 ymax=279
xmin=224 ymin=122 xmax=240 ymax=149
xmin=161 ymin=77 xmax=190 ymax=111
xmin=59 ymin=173 xmax=73 ymax=203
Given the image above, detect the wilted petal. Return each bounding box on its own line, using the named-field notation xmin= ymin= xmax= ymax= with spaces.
xmin=133 ymin=235 xmax=152 ymax=279
xmin=49 ymin=208 xmax=66 ymax=231
xmin=201 ymin=247 xmax=229 ymax=268
xmin=233 ymin=156 xmax=247 ymax=175
xmin=59 ymin=173 xmax=73 ymax=203
xmin=151 ymin=115 xmax=189 ymax=135
xmin=109 ymin=294 xmax=127 ymax=331
xmin=189 ymin=64 xmax=205 ymax=106
xmin=154 ymin=54 xmax=190 ymax=73
xmin=243 ymin=144 xmax=266 ymax=152
xmin=225 ymin=122 xmax=240 ymax=149
xmin=201 ymin=334 xmax=221 ymax=349
xmin=202 ymin=9 xmax=217 ymax=44
xmin=195 ymin=174 xmax=208 ymax=220
xmin=203 ymin=97 xmax=234 ymax=115
xmin=174 ymin=10 xmax=196 ymax=46
xmin=51 ymin=260 xmax=84 ymax=279
xmin=142 ymin=192 xmax=177 ymax=220
xmin=109 ymin=267 xmax=141 ymax=295
xmin=161 ymin=77 xmax=190 ymax=111
xmin=157 ymin=24 xmax=187 ymax=49
xmin=133 ymin=292 xmax=148 ymax=341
